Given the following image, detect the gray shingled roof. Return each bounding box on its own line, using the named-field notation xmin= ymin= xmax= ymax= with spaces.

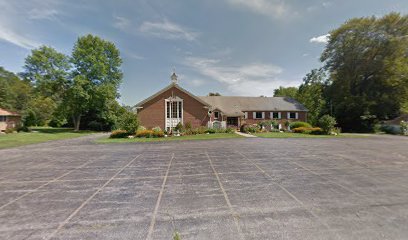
xmin=199 ymin=96 xmax=307 ymax=116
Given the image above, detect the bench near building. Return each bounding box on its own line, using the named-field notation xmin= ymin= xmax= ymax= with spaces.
xmin=135 ymin=72 xmax=308 ymax=131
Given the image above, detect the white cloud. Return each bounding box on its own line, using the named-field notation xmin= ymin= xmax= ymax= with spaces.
xmin=310 ymin=34 xmax=330 ymax=44
xmin=226 ymin=0 xmax=289 ymax=19
xmin=113 ymin=16 xmax=131 ymax=31
xmin=127 ymin=52 xmax=145 ymax=60
xmin=0 ymin=0 xmax=54 ymax=49
xmin=183 ymin=57 xmax=296 ymax=96
xmin=307 ymin=1 xmax=333 ymax=12
xmin=322 ymin=2 xmax=333 ymax=8
xmin=139 ymin=19 xmax=198 ymax=41
xmin=28 ymin=8 xmax=59 ymax=20
xmin=0 ymin=24 xmax=39 ymax=49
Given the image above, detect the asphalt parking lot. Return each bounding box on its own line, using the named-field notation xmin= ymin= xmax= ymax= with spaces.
xmin=0 ymin=134 xmax=408 ymax=239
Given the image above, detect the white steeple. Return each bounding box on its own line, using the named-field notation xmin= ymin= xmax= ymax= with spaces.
xmin=171 ymin=68 xmax=178 ymax=84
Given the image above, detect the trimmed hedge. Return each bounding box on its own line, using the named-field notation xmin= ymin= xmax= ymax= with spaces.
xmin=110 ymin=130 xmax=129 ymax=138
xmin=136 ymin=129 xmax=164 ymax=138
xmin=292 ymin=127 xmax=324 ymax=135
xmin=289 ymin=121 xmax=312 ymax=129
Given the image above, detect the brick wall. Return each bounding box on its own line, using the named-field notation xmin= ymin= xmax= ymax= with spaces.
xmin=137 ymin=86 xmax=209 ymax=129
xmin=0 ymin=116 xmax=21 ymax=132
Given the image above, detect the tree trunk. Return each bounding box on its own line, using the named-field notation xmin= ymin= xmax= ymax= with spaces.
xmin=72 ymin=115 xmax=81 ymax=131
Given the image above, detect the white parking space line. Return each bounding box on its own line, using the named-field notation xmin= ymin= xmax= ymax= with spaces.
xmin=206 ymin=151 xmax=245 ymax=240
xmin=45 ymin=154 xmax=142 ymax=240
xmin=146 ymin=153 xmax=174 ymax=240
xmin=236 ymin=151 xmax=335 ymax=233
xmin=0 ymin=158 xmax=95 ymax=211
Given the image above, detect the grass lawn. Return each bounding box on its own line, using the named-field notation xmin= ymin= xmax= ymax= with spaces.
xmin=97 ymin=133 xmax=244 ymax=143
xmin=0 ymin=127 xmax=95 ymax=149
xmin=254 ymin=132 xmax=369 ymax=138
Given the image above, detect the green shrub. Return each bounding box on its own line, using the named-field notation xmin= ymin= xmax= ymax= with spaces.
xmin=225 ymin=127 xmax=235 ymax=133
xmin=48 ymin=117 xmax=67 ymax=128
xmin=205 ymin=128 xmax=216 ymax=134
xmin=332 ymin=127 xmax=341 ymax=135
xmin=373 ymin=123 xmax=382 ymax=133
xmin=138 ymin=126 xmax=146 ymax=131
xmin=173 ymin=231 xmax=181 ymax=240
xmin=310 ymin=128 xmax=325 ymax=135
xmin=117 ymin=110 xmax=139 ymax=135
xmin=152 ymin=130 xmax=165 ymax=138
xmin=401 ymin=121 xmax=408 ymax=135
xmin=270 ymin=120 xmax=279 ymax=129
xmin=17 ymin=125 xmax=31 ymax=132
xmin=240 ymin=124 xmax=259 ymax=133
xmin=289 ymin=121 xmax=312 ymax=129
xmin=190 ymin=127 xmax=206 ymax=135
xmin=174 ymin=122 xmax=183 ymax=132
xmin=258 ymin=121 xmax=268 ymax=128
xmin=136 ymin=129 xmax=164 ymax=138
xmin=136 ymin=130 xmax=153 ymax=138
xmin=5 ymin=128 xmax=16 ymax=134
xmin=318 ymin=115 xmax=337 ymax=134
xmin=110 ymin=130 xmax=129 ymax=138
xmin=184 ymin=122 xmax=192 ymax=130
xmin=152 ymin=126 xmax=162 ymax=132
xmin=380 ymin=125 xmax=400 ymax=134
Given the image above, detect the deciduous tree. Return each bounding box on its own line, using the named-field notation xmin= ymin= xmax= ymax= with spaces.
xmin=66 ymin=34 xmax=123 ymax=131
xmin=321 ymin=13 xmax=408 ymax=131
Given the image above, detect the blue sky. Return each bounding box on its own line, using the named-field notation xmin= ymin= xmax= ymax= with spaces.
xmin=1 ymin=0 xmax=407 ymax=105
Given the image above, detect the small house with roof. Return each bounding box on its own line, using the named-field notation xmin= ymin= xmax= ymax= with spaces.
xmin=0 ymin=108 xmax=21 ymax=132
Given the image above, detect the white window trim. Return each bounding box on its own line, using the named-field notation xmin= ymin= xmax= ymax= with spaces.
xmin=244 ymin=112 xmax=248 ymax=119
xmin=287 ymin=112 xmax=297 ymax=119
xmin=214 ymin=111 xmax=219 ymax=119
xmin=270 ymin=112 xmax=281 ymax=119
xmin=254 ymin=111 xmax=264 ymax=119
xmin=165 ymin=97 xmax=183 ymax=130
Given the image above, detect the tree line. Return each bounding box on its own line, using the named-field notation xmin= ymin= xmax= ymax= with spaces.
xmin=0 ymin=34 xmax=134 ymax=131
xmin=1 ymin=13 xmax=408 ymax=133
xmin=274 ymin=13 xmax=408 ymax=132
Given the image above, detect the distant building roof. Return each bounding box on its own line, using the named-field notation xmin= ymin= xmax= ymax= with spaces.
xmin=384 ymin=114 xmax=408 ymax=125
xmin=198 ymin=96 xmax=308 ymax=116
xmin=0 ymin=108 xmax=20 ymax=116
xmin=133 ymin=82 xmax=308 ymax=116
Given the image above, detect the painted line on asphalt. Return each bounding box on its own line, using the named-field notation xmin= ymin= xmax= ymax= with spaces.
xmin=45 ymin=154 xmax=142 ymax=240
xmin=206 ymin=151 xmax=245 ymax=240
xmin=289 ymin=160 xmax=397 ymax=215
xmin=0 ymin=158 xmax=96 ymax=211
xmin=146 ymin=153 xmax=175 ymax=240
xmin=334 ymin=153 xmax=408 ymax=191
xmin=236 ymin=151 xmax=336 ymax=233
xmin=0 ymin=176 xmax=165 ymax=185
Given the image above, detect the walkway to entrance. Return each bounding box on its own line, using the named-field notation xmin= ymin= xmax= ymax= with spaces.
xmin=234 ymin=131 xmax=257 ymax=138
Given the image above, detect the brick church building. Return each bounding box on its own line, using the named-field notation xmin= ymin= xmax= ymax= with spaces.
xmin=134 ymin=72 xmax=308 ymax=131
